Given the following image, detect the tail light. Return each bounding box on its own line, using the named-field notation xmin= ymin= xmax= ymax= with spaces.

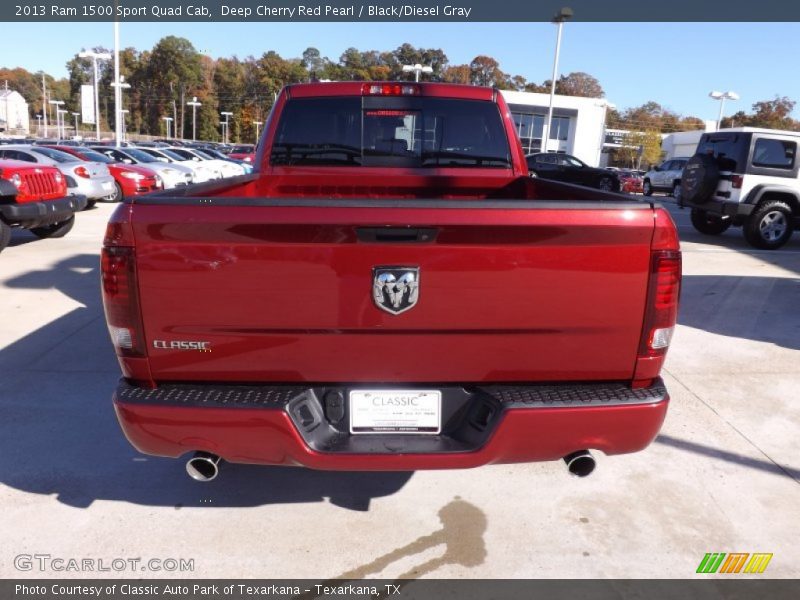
xmin=74 ymin=165 xmax=91 ymax=179
xmin=731 ymin=174 xmax=744 ymax=189
xmin=362 ymin=83 xmax=420 ymax=96
xmin=634 ymin=209 xmax=681 ymax=384
xmin=102 ymin=214 xmax=146 ymax=358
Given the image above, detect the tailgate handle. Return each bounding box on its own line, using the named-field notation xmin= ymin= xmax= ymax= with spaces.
xmin=357 ymin=227 xmax=438 ymax=243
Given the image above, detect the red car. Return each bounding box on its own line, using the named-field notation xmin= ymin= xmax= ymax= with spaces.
xmin=44 ymin=145 xmax=161 ymax=201
xmin=104 ymin=82 xmax=680 ymax=481
xmin=228 ymin=144 xmax=256 ymax=164
xmin=0 ymin=159 xmax=87 ymax=253
xmin=619 ymin=169 xmax=645 ymax=194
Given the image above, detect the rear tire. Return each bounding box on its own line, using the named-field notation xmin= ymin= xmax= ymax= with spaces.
xmin=598 ymin=176 xmax=614 ymax=191
xmin=30 ymin=215 xmax=75 ymax=239
xmin=672 ymin=183 xmax=683 ymax=207
xmin=0 ymin=220 xmax=11 ymax=253
xmin=691 ymin=209 xmax=731 ymax=235
xmin=103 ymin=182 xmax=123 ymax=203
xmin=84 ymin=200 xmax=96 ymax=210
xmin=743 ymin=200 xmax=793 ymax=250
xmin=643 ymin=180 xmax=653 ymax=196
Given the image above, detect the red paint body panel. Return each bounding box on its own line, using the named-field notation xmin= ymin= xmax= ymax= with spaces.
xmin=0 ymin=159 xmax=66 ymax=203
xmin=115 ymin=397 xmax=668 ymax=470
xmin=104 ymin=82 xmax=681 ymax=470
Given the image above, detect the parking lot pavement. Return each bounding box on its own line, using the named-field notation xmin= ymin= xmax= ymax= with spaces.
xmin=1 ymin=201 xmax=798 ymax=579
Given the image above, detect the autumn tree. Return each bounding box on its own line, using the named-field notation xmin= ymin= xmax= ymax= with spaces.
xmin=554 ymin=71 xmax=604 ymax=98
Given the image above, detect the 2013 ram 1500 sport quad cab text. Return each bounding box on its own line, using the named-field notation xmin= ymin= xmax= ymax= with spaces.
xmin=102 ymin=82 xmax=681 ymax=481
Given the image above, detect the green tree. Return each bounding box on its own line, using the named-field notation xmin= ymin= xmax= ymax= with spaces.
xmin=146 ymin=36 xmax=202 ymax=139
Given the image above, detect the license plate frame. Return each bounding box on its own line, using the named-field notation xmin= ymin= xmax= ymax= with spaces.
xmin=349 ymin=390 xmax=441 ymax=435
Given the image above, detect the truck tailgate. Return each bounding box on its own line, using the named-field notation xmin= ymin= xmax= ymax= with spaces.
xmin=131 ymin=200 xmax=654 ymax=383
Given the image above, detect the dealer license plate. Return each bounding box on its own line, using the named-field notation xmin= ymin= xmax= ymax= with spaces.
xmin=349 ymin=390 xmax=441 ymax=434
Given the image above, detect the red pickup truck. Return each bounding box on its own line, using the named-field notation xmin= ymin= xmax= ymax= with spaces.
xmin=0 ymin=159 xmax=87 ymax=253
xmin=103 ymin=82 xmax=680 ymax=481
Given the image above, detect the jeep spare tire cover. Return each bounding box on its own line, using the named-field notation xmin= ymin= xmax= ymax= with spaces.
xmin=681 ymin=154 xmax=720 ymax=204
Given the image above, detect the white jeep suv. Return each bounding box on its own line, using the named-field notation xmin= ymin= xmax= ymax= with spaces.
xmin=681 ymin=128 xmax=800 ymax=249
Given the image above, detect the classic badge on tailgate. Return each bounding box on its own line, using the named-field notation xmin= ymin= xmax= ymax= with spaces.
xmin=372 ymin=267 xmax=420 ymax=315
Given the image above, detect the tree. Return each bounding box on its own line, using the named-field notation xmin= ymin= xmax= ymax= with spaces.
xmin=147 ymin=36 xmax=202 ymax=139
xmin=469 ymin=55 xmax=505 ymax=87
xmin=441 ymin=64 xmax=471 ymax=85
xmin=554 ymin=72 xmax=604 ymax=98
xmin=616 ymin=130 xmax=662 ymax=169
xmin=722 ymin=96 xmax=799 ymax=130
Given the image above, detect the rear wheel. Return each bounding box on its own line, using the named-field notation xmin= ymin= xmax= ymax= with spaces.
xmin=643 ymin=179 xmax=653 ymax=196
xmin=30 ymin=215 xmax=75 ymax=239
xmin=690 ymin=209 xmax=731 ymax=235
xmin=672 ymin=183 xmax=683 ymax=207
xmin=84 ymin=200 xmax=96 ymax=210
xmin=0 ymin=220 xmax=11 ymax=253
xmin=598 ymin=176 xmax=614 ymax=191
xmin=103 ymin=182 xmax=123 ymax=203
xmin=743 ymin=200 xmax=793 ymax=250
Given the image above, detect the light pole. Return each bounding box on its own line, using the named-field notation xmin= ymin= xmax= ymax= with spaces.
xmin=187 ymin=96 xmax=202 ymax=141
xmin=78 ymin=49 xmax=111 ymax=141
xmin=35 ymin=114 xmax=42 ymax=136
xmin=120 ymin=109 xmax=129 ymax=142
xmin=110 ymin=74 xmax=131 ymax=141
xmin=71 ymin=112 xmax=80 ymax=137
xmin=543 ymin=7 xmax=573 ymax=153
xmin=57 ymin=109 xmax=69 ymax=139
xmin=113 ymin=20 xmax=120 ymax=147
xmin=709 ymin=91 xmax=739 ymax=131
xmin=220 ymin=111 xmax=233 ymax=144
xmin=401 ymin=63 xmax=433 ymax=82
xmin=48 ymin=100 xmax=64 ymax=139
xmin=253 ymin=120 xmax=262 ymax=143
xmin=162 ymin=116 xmax=173 ymax=139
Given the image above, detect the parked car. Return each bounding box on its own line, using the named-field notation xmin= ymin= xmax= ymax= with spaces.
xmin=166 ymin=147 xmax=245 ymax=179
xmin=0 ymin=145 xmax=116 ymax=209
xmin=198 ymin=147 xmax=254 ymax=173
xmin=132 ymin=147 xmax=219 ymax=183
xmin=43 ymin=145 xmax=162 ymax=201
xmin=681 ymin=128 xmax=800 ymax=249
xmin=0 ymin=159 xmax=87 ymax=253
xmin=526 ymin=153 xmax=620 ymax=191
xmin=89 ymin=146 xmax=194 ymax=189
xmin=618 ymin=169 xmax=644 ymax=194
xmin=643 ymin=157 xmax=689 ymax=202
xmin=228 ymin=144 xmax=256 ymax=164
xmin=104 ymin=81 xmax=680 ymax=481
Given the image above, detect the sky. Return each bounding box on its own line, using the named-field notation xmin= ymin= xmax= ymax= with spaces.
xmin=0 ymin=21 xmax=797 ymax=120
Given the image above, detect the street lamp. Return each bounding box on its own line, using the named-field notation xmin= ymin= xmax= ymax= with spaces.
xmin=120 ymin=109 xmax=129 ymax=142
xmin=78 ymin=49 xmax=111 ymax=141
xmin=35 ymin=114 xmax=42 ymax=136
xmin=709 ymin=91 xmax=739 ymax=131
xmin=187 ymin=96 xmax=202 ymax=141
xmin=48 ymin=100 xmax=64 ymax=139
xmin=57 ymin=109 xmax=69 ymax=139
xmin=543 ymin=7 xmax=573 ymax=153
xmin=162 ymin=116 xmax=173 ymax=139
xmin=220 ymin=111 xmax=233 ymax=144
xmin=253 ymin=120 xmax=262 ymax=143
xmin=71 ymin=112 xmax=80 ymax=137
xmin=401 ymin=63 xmax=433 ymax=82
xmin=111 ymin=75 xmax=131 ymax=144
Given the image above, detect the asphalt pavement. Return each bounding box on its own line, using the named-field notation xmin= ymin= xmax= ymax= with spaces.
xmin=1 ymin=197 xmax=798 ymax=579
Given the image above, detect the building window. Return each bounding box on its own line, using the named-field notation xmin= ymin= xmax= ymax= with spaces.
xmin=550 ymin=116 xmax=570 ymax=141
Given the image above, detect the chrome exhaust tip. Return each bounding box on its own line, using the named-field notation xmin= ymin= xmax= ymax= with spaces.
xmin=563 ymin=450 xmax=596 ymax=477
xmin=186 ymin=451 xmax=221 ymax=482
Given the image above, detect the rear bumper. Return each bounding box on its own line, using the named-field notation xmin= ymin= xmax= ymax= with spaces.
xmin=114 ymin=378 xmax=669 ymax=470
xmin=0 ymin=195 xmax=87 ymax=228
xmin=687 ymin=198 xmax=754 ymax=218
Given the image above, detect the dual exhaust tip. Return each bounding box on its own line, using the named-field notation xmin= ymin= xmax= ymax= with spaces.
xmin=184 ymin=449 xmax=596 ymax=481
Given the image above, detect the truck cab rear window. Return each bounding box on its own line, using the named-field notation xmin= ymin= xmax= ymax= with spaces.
xmin=270 ymin=97 xmax=511 ymax=168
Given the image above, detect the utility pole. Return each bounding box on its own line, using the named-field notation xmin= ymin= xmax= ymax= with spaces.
xmin=41 ymin=74 xmax=48 ymax=137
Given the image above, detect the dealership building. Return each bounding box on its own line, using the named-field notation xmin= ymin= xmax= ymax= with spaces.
xmin=0 ymin=89 xmax=30 ymax=135
xmin=501 ymin=90 xmax=614 ymax=167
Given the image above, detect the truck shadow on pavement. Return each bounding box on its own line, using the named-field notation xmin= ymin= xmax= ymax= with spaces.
xmin=679 ymin=275 xmax=800 ymax=351
xmin=0 ymin=253 xmax=412 ymax=511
